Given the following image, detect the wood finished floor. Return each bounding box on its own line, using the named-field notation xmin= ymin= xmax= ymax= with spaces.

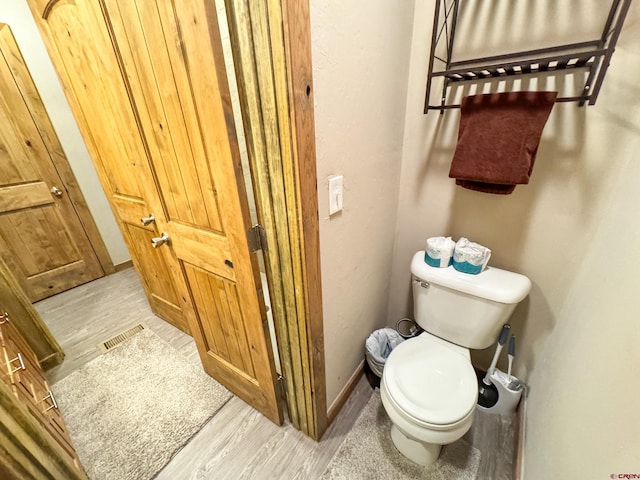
xmin=35 ymin=268 xmax=517 ymax=479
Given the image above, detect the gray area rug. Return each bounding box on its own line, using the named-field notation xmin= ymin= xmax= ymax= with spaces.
xmin=321 ymin=390 xmax=481 ymax=480
xmin=52 ymin=329 xmax=232 ymax=480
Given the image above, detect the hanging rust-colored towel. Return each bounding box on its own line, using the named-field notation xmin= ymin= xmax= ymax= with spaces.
xmin=449 ymin=91 xmax=557 ymax=194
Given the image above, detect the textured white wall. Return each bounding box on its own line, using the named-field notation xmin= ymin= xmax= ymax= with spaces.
xmin=390 ymin=0 xmax=640 ymax=476
xmin=310 ymin=0 xmax=416 ymax=406
xmin=0 ymin=1 xmax=129 ymax=265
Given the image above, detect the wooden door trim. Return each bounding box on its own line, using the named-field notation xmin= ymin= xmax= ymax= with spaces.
xmin=0 ymin=24 xmax=114 ymax=276
xmin=225 ymin=0 xmax=327 ymax=439
xmin=282 ymin=0 xmax=327 ymax=439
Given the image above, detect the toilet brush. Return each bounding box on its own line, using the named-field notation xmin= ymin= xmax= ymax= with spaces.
xmin=507 ymin=335 xmax=516 ymax=382
xmin=477 ymin=324 xmax=510 ymax=408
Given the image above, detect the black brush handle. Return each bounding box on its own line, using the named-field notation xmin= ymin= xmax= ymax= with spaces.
xmin=508 ymin=335 xmax=516 ymax=357
xmin=498 ymin=324 xmax=511 ymax=345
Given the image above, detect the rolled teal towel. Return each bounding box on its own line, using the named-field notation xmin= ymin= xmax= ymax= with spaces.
xmin=451 ymin=260 xmax=483 ymax=274
xmin=452 ymin=237 xmax=491 ymax=275
xmin=425 ymin=236 xmax=455 ymax=268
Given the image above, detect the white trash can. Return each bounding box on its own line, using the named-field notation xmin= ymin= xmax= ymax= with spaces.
xmin=365 ymin=328 xmax=405 ymax=378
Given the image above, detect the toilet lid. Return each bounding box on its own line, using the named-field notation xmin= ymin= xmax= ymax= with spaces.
xmin=384 ymin=335 xmax=478 ymax=425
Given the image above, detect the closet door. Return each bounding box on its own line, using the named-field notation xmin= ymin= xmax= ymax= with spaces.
xmin=28 ymin=0 xmax=282 ymax=424
xmin=25 ymin=0 xmax=187 ymax=334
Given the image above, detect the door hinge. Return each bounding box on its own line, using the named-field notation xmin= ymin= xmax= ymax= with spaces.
xmin=247 ymin=224 xmax=267 ymax=252
xmin=277 ymin=374 xmax=287 ymax=397
xmin=276 ymin=374 xmax=288 ymax=408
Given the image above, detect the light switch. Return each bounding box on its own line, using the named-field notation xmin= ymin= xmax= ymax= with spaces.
xmin=328 ymin=175 xmax=343 ymax=215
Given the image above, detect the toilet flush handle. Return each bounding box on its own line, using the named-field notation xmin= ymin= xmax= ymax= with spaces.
xmin=419 ymin=280 xmax=430 ymax=289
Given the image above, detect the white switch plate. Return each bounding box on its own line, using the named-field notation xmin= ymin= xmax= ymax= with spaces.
xmin=328 ymin=175 xmax=343 ymax=215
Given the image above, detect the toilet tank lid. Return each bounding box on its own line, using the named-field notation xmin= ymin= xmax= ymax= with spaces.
xmin=411 ymin=251 xmax=532 ymax=304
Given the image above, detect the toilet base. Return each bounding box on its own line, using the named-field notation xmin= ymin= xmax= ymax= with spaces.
xmin=390 ymin=423 xmax=441 ymax=467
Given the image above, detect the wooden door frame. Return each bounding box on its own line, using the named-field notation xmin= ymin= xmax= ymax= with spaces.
xmin=0 ymin=24 xmax=114 ymax=277
xmin=224 ymin=0 xmax=328 ymax=439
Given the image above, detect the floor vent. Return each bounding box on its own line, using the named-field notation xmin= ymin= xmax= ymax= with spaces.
xmin=99 ymin=324 xmax=145 ymax=353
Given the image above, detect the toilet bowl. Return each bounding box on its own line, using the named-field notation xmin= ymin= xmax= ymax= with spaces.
xmin=381 ymin=332 xmax=477 ymax=466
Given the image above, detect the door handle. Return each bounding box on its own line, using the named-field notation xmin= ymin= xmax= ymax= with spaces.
xmin=51 ymin=186 xmax=63 ymax=197
xmin=141 ymin=214 xmax=155 ymax=226
xmin=41 ymin=390 xmax=58 ymax=412
xmin=9 ymin=352 xmax=25 ymax=373
xmin=151 ymin=232 xmax=170 ymax=248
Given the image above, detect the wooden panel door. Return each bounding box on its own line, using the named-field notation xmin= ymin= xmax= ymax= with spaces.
xmin=21 ymin=2 xmax=188 ymax=333
xmin=28 ymin=0 xmax=282 ymax=423
xmin=0 ymin=28 xmax=104 ymax=302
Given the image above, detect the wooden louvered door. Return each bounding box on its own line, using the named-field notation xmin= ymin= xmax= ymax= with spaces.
xmin=28 ymin=0 xmax=282 ymax=423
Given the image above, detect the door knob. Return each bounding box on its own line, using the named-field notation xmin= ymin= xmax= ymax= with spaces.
xmin=51 ymin=186 xmax=63 ymax=197
xmin=141 ymin=214 xmax=155 ymax=226
xmin=151 ymin=232 xmax=170 ymax=248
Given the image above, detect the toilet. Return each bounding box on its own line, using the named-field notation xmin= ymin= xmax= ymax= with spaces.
xmin=381 ymin=251 xmax=531 ymax=466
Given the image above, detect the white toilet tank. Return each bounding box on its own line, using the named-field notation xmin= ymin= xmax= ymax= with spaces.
xmin=410 ymin=251 xmax=531 ymax=349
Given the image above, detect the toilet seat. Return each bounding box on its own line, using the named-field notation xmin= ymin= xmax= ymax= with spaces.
xmin=383 ymin=333 xmax=478 ymax=427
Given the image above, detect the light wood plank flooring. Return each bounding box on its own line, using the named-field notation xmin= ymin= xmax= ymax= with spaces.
xmin=35 ymin=268 xmax=517 ymax=479
xmin=465 ymin=406 xmax=518 ymax=480
xmin=35 ymin=268 xmax=373 ymax=479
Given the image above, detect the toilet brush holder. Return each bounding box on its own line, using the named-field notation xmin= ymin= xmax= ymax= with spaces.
xmin=476 ymin=369 xmax=524 ymax=416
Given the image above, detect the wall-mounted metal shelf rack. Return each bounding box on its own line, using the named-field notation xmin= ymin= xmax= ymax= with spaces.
xmin=425 ymin=0 xmax=633 ymax=113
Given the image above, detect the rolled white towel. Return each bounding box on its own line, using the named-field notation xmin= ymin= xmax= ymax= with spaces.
xmin=452 ymin=237 xmax=491 ymax=274
xmin=425 ymin=236 xmax=455 ymax=268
